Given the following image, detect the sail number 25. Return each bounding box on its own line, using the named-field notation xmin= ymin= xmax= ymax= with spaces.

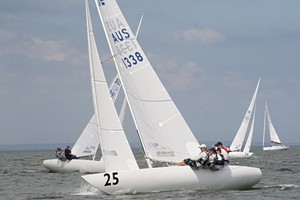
xmin=104 ymin=172 xmax=119 ymax=186
xmin=121 ymin=52 xmax=143 ymax=68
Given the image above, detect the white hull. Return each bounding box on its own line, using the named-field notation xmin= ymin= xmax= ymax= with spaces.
xmin=43 ymin=159 xmax=104 ymax=173
xmin=263 ymin=145 xmax=289 ymax=151
xmin=82 ymin=165 xmax=262 ymax=194
xmin=229 ymin=151 xmax=253 ymax=158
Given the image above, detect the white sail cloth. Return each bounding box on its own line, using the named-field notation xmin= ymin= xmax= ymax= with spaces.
xmin=86 ymin=0 xmax=138 ymax=171
xmin=230 ymin=79 xmax=260 ymax=152
xmin=95 ymin=0 xmax=199 ymax=163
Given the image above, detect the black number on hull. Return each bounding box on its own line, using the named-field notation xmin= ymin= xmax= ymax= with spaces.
xmin=104 ymin=172 xmax=119 ymax=186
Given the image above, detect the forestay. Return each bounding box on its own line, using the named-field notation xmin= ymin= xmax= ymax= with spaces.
xmin=95 ymin=0 xmax=199 ymax=163
xmin=86 ymin=1 xmax=138 ymax=171
xmin=230 ymin=79 xmax=260 ymax=152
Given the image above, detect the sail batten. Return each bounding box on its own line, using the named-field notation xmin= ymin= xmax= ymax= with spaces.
xmin=95 ymin=0 xmax=200 ymax=163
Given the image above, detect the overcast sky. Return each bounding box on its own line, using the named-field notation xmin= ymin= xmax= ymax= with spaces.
xmin=1 ymin=0 xmax=299 ymax=147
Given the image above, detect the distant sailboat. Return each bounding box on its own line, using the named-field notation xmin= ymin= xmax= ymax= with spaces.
xmin=229 ymin=79 xmax=260 ymax=158
xmin=81 ymin=0 xmax=262 ymax=194
xmin=42 ymin=59 xmax=123 ymax=173
xmin=263 ymin=101 xmax=289 ymax=151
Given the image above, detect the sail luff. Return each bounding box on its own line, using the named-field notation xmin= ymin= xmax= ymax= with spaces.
xmin=86 ymin=0 xmax=138 ymax=171
xmin=94 ymin=0 xmax=150 ymax=160
xmin=230 ymin=78 xmax=260 ymax=152
xmin=94 ymin=0 xmax=200 ymax=163
xmin=86 ymin=1 xmax=104 ymax=160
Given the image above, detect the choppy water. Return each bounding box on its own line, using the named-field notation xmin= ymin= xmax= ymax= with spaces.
xmin=1 ymin=147 xmax=299 ymax=200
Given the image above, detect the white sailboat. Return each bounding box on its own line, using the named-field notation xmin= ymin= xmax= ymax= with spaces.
xmin=81 ymin=0 xmax=262 ymax=194
xmin=42 ymin=60 xmax=124 ymax=173
xmin=85 ymin=0 xmax=138 ymax=171
xmin=263 ymin=101 xmax=289 ymax=151
xmin=42 ymin=5 xmax=144 ymax=173
xmin=229 ymin=79 xmax=260 ymax=158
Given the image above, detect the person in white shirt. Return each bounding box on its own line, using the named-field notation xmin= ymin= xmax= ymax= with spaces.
xmin=176 ymin=144 xmax=209 ymax=169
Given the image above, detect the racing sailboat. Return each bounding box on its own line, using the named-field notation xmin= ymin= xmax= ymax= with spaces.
xmin=81 ymin=0 xmax=262 ymax=194
xmin=263 ymin=101 xmax=289 ymax=151
xmin=229 ymin=79 xmax=260 ymax=158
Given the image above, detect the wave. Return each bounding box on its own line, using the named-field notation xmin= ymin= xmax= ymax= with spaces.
xmin=262 ymin=184 xmax=299 ymax=191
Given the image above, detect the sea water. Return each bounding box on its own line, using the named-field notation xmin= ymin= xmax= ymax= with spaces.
xmin=0 ymin=147 xmax=299 ymax=200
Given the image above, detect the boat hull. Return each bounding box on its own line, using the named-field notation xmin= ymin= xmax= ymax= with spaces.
xmin=263 ymin=145 xmax=289 ymax=151
xmin=43 ymin=159 xmax=104 ymax=173
xmin=82 ymin=165 xmax=262 ymax=194
xmin=229 ymin=151 xmax=253 ymax=158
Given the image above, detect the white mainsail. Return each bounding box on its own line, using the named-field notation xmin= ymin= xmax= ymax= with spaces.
xmin=86 ymin=0 xmax=138 ymax=171
xmin=243 ymin=105 xmax=256 ymax=154
xmin=94 ymin=0 xmax=200 ymax=163
xmin=230 ymin=79 xmax=260 ymax=152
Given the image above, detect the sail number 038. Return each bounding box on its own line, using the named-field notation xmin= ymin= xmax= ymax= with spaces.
xmin=104 ymin=172 xmax=119 ymax=186
xmin=121 ymin=52 xmax=143 ymax=68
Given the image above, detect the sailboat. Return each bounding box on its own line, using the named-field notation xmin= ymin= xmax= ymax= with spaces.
xmin=42 ymin=67 xmax=124 ymax=173
xmin=229 ymin=79 xmax=260 ymax=158
xmin=263 ymin=101 xmax=289 ymax=151
xmin=42 ymin=5 xmax=144 ymax=173
xmin=81 ymin=0 xmax=262 ymax=194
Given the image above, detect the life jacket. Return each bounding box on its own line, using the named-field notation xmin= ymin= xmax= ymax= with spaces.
xmin=221 ymin=146 xmax=230 ymax=153
xmin=215 ymin=154 xmax=225 ymax=165
xmin=198 ymin=151 xmax=209 ymax=166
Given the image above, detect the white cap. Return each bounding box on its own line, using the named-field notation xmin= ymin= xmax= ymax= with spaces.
xmin=199 ymin=144 xmax=206 ymax=148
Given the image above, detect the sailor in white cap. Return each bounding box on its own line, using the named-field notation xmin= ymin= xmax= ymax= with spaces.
xmin=176 ymin=144 xmax=209 ymax=169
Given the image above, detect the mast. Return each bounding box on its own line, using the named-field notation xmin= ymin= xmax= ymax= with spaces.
xmin=94 ymin=1 xmax=151 ymax=166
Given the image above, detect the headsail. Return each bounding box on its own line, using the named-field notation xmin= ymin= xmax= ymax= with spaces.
xmin=243 ymin=105 xmax=256 ymax=153
xmin=230 ymin=79 xmax=260 ymax=152
xmin=266 ymin=103 xmax=282 ymax=144
xmin=72 ymin=115 xmax=99 ymax=158
xmin=72 ymin=72 xmax=122 ymax=158
xmin=94 ymin=0 xmax=199 ymax=163
xmin=86 ymin=0 xmax=138 ymax=171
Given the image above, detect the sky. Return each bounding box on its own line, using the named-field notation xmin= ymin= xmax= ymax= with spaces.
xmin=1 ymin=0 xmax=300 ymax=147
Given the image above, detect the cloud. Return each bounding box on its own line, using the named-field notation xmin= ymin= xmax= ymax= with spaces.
xmin=0 ymin=29 xmax=79 ymax=63
xmin=153 ymin=55 xmax=205 ymax=90
xmin=175 ymin=28 xmax=225 ymax=44
xmin=223 ymin=71 xmax=248 ymax=90
xmin=20 ymin=37 xmax=75 ymax=62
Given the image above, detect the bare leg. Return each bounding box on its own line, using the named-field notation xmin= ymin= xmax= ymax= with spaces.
xmin=176 ymin=161 xmax=186 ymax=166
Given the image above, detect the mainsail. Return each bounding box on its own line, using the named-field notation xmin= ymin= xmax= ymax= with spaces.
xmin=86 ymin=0 xmax=138 ymax=171
xmin=243 ymin=105 xmax=256 ymax=153
xmin=230 ymin=79 xmax=260 ymax=152
xmin=94 ymin=0 xmax=199 ymax=163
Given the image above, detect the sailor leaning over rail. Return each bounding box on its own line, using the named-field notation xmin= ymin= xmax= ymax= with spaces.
xmin=176 ymin=144 xmax=209 ymax=169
